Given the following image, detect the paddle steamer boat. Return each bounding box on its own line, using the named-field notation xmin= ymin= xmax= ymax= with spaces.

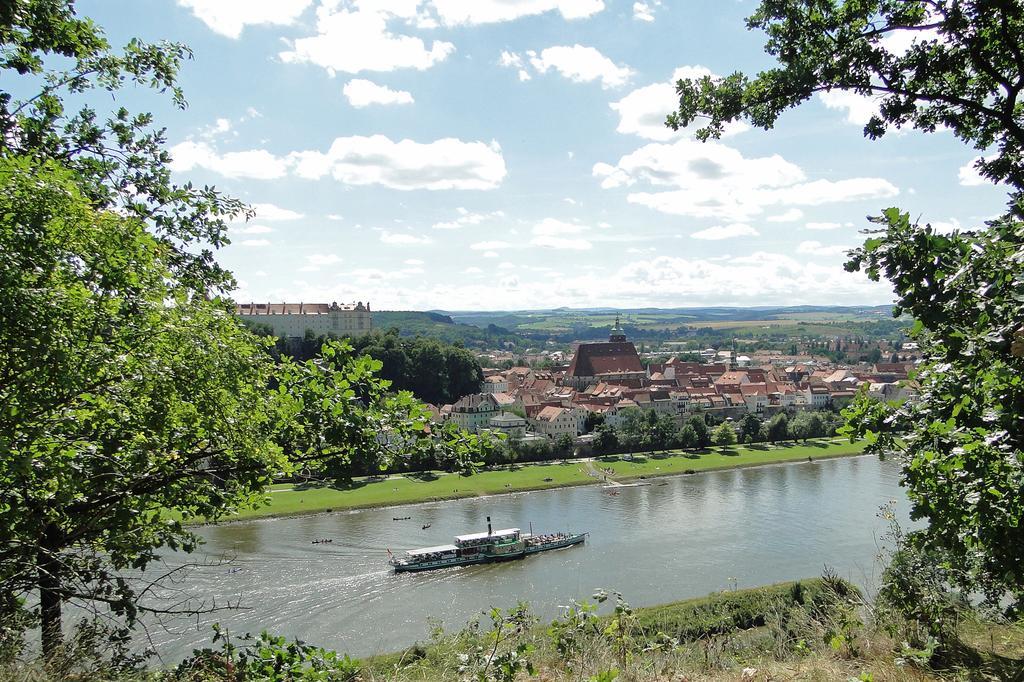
xmin=389 ymin=517 xmax=585 ymax=573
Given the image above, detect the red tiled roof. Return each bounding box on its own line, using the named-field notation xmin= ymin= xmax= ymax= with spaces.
xmin=566 ymin=341 xmax=644 ymax=377
xmin=536 ymin=405 xmax=567 ymax=421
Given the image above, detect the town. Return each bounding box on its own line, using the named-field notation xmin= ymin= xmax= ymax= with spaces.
xmin=236 ymin=301 xmax=916 ymax=453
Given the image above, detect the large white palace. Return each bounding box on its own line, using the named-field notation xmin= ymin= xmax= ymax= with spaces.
xmin=235 ymin=301 xmax=372 ymax=339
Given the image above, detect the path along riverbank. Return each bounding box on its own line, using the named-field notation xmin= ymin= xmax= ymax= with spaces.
xmin=206 ymin=439 xmax=866 ymax=523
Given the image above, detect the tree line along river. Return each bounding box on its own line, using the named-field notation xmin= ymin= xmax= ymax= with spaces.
xmin=144 ymin=454 xmax=909 ymax=661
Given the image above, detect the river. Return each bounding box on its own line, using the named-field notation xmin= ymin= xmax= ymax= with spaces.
xmin=142 ymin=454 xmax=909 ymax=661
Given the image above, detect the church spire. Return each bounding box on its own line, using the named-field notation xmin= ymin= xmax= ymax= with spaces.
xmin=609 ymin=314 xmax=627 ymax=342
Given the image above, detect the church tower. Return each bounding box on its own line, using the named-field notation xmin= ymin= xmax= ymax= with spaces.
xmin=609 ymin=314 xmax=627 ymax=342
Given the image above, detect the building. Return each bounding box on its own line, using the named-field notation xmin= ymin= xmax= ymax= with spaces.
xmin=481 ymin=375 xmax=509 ymax=393
xmin=488 ymin=413 xmax=527 ymax=437
xmin=448 ymin=393 xmax=502 ymax=432
xmin=530 ymin=405 xmax=585 ymax=439
xmin=563 ymin=317 xmax=646 ymax=389
xmin=236 ymin=301 xmax=372 ymax=339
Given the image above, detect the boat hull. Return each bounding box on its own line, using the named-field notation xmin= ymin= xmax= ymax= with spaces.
xmin=392 ymin=533 xmax=586 ymax=573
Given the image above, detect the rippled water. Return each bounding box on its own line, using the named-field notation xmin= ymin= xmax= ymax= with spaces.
xmin=142 ymin=455 xmax=908 ymax=661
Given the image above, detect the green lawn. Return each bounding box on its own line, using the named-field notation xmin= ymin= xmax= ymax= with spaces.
xmin=209 ymin=439 xmax=865 ymax=522
xmin=597 ymin=439 xmax=866 ymax=479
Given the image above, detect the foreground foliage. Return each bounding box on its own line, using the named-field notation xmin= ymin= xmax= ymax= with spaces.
xmin=0 ymin=2 xmax=480 ymax=660
xmin=8 ymin=574 xmax=1020 ymax=680
xmin=670 ymin=0 xmax=1024 ymax=614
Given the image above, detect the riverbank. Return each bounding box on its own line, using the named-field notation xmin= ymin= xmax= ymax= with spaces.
xmin=214 ymin=439 xmax=866 ymax=522
xmin=153 ymin=576 xmax=1020 ymax=681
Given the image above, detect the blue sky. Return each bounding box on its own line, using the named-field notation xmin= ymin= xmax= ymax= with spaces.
xmin=79 ymin=0 xmax=1008 ymax=310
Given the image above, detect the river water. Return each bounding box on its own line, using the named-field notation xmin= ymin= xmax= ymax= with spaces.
xmin=143 ymin=455 xmax=909 ymax=661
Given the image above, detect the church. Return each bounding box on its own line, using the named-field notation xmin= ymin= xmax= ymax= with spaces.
xmin=562 ymin=317 xmax=648 ymax=390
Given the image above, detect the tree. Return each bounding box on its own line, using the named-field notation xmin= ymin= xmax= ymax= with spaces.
xmin=619 ymin=409 xmax=649 ymax=452
xmin=686 ymin=415 xmax=710 ymax=448
xmin=0 ymin=3 xmax=475 ymax=657
xmin=764 ymin=413 xmax=790 ymax=444
xmin=670 ymin=1 xmax=1024 ymax=191
xmin=673 ymin=0 xmax=1024 ymax=608
xmin=1 ymin=0 xmax=243 ymax=295
xmin=712 ymin=422 xmax=738 ymax=447
xmin=0 ymin=159 xmax=450 ymax=656
xmin=0 ymin=159 xmax=277 ymax=654
xmin=555 ymin=434 xmax=576 ymax=458
xmin=789 ymin=411 xmax=823 ymax=443
xmin=675 ymin=424 xmax=698 ymax=450
xmin=738 ymin=413 xmax=763 ymax=444
xmin=583 ymin=410 xmax=605 ymax=434
xmin=844 ymin=208 xmax=1024 ymax=610
xmin=592 ymin=424 xmax=619 ymax=455
xmin=651 ymin=413 xmax=678 ymax=451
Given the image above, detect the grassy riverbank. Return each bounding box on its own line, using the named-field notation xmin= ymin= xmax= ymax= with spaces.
xmin=216 ymin=439 xmax=865 ymax=522
xmin=353 ymin=576 xmax=1022 ymax=682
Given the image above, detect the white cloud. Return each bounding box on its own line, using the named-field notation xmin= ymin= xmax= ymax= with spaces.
xmin=432 ymin=208 xmax=506 ymax=229
xmin=482 ymin=251 xmax=500 ymax=258
xmin=280 ymin=3 xmax=455 ymax=74
xmin=928 ymin=217 xmax=963 ymax=235
xmin=232 ymin=224 xmax=273 ymax=235
xmin=262 ymin=251 xmax=891 ymax=310
xmin=632 ymin=1 xmax=660 ymax=22
xmin=290 ymin=135 xmax=506 ymax=190
xmin=240 ymin=238 xmax=271 ymax=247
xmin=343 ymin=79 xmax=414 ymax=107
xmin=498 ymin=261 xmax=515 ymax=270
xmin=594 ymin=138 xmax=898 ymax=221
xmin=610 ymin=66 xmax=747 ymax=141
xmin=526 ymin=45 xmax=632 ymax=88
xmin=498 ymin=50 xmax=532 ymax=81
xmin=431 ymin=0 xmax=604 ymax=25
xmin=796 ymin=240 xmax=850 ymax=256
xmin=766 ymin=208 xmax=803 ymax=223
xmin=530 ymin=218 xmax=591 ymax=249
xmin=177 ymin=0 xmax=312 ymax=38
xmin=532 ymin=235 xmax=592 ymax=250
xmin=691 ymin=223 xmax=758 ymax=240
xmin=880 ymin=26 xmax=943 ymax=56
xmin=958 ymin=157 xmax=987 ymax=186
xmin=470 ymin=240 xmax=512 ymax=250
xmin=805 ymin=221 xmax=842 ymax=231
xmin=176 ymin=136 xmax=506 ymax=191
xmin=200 ymin=117 xmax=233 ymax=139
xmin=169 ymin=141 xmax=290 ymax=180
xmin=380 ymin=231 xmax=432 ymax=245
xmin=404 ymin=258 xmax=425 ymax=265
xmin=326 ymin=214 xmax=344 ymax=221
xmin=308 ymin=254 xmax=343 ymax=266
xmin=250 ymin=203 xmax=305 ymax=221
xmin=819 ymin=90 xmax=881 ymax=125
xmin=533 ymin=218 xmax=585 ymax=235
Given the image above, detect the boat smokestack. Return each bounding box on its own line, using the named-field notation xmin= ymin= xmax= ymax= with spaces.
xmin=487 ymin=516 xmax=492 ymax=535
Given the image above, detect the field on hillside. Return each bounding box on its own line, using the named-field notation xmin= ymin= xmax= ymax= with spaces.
xmin=370 ymin=306 xmax=908 ymax=345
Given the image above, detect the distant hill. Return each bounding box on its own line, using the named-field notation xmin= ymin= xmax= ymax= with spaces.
xmin=372 ymin=311 xmax=522 ymax=347
xmin=374 ymin=306 xmax=906 ymax=346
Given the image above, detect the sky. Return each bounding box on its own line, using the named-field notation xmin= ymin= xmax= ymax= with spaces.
xmin=77 ymin=0 xmax=1009 ymax=311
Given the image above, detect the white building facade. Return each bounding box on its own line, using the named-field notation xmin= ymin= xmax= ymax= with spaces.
xmin=236 ymin=302 xmax=372 ymax=339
